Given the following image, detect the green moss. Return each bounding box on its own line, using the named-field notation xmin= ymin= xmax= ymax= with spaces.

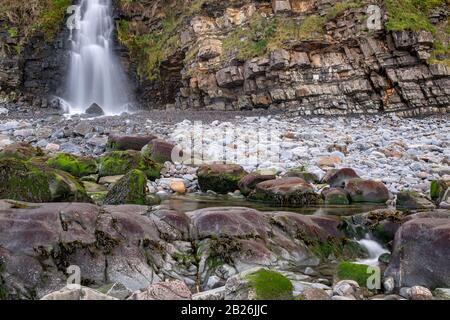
xmin=197 ymin=166 xmax=246 ymax=194
xmin=310 ymin=238 xmax=366 ymax=261
xmin=223 ymin=14 xmax=277 ymax=60
xmin=384 ymin=0 xmax=446 ymax=33
xmin=46 ymin=153 xmax=97 ymax=178
xmin=246 ymin=269 xmax=293 ymax=300
xmin=7 ymin=27 xmax=18 ymax=37
xmin=325 ymin=193 xmax=350 ymax=205
xmin=173 ymin=252 xmax=196 ymax=266
xmin=296 ymin=15 xmax=326 ymax=40
xmin=430 ymin=180 xmax=440 ymax=200
xmin=98 ymin=150 xmax=161 ymax=180
xmin=336 ymin=261 xmax=372 ymax=287
xmin=103 ymin=169 xmax=147 ymax=205
xmin=0 ymin=158 xmax=52 ymax=202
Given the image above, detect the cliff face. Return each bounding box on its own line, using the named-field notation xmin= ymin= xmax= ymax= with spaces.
xmin=0 ymin=0 xmax=71 ymax=107
xmin=118 ymin=0 xmax=450 ymax=116
xmin=0 ymin=0 xmax=449 ymax=115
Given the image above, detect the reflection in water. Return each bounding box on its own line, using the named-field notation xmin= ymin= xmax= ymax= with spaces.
xmin=162 ymin=194 xmax=387 ymax=216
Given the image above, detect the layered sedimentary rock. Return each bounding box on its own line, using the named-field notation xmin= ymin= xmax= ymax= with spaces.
xmin=117 ymin=0 xmax=449 ymax=116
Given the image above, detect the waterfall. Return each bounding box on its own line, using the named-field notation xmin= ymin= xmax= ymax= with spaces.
xmin=356 ymin=234 xmax=389 ymax=266
xmin=63 ymin=0 xmax=131 ymax=115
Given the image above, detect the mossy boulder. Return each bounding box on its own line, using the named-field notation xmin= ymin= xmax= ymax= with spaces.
xmin=0 ymin=157 xmax=91 ymax=203
xmin=47 ymin=169 xmax=92 ymax=203
xmin=46 ymin=153 xmax=97 ymax=178
xmin=141 ymin=139 xmax=176 ymax=163
xmin=107 ymin=135 xmax=157 ymax=151
xmin=104 ymin=169 xmax=148 ymax=205
xmin=336 ymin=261 xmax=372 ymax=287
xmin=197 ymin=163 xmax=247 ymax=194
xmin=322 ymin=187 xmax=350 ymax=205
xmin=225 ymin=267 xmax=294 ymax=300
xmin=0 ymin=157 xmax=52 ymax=202
xmin=396 ymin=190 xmax=435 ymax=210
xmin=344 ymin=178 xmax=390 ymax=203
xmin=98 ymin=150 xmax=162 ymax=180
xmin=243 ymin=269 xmax=293 ymax=300
xmin=0 ymin=142 xmax=44 ymax=160
xmin=248 ymin=177 xmax=322 ymax=206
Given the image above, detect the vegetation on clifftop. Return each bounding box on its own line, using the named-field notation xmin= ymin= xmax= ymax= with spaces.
xmin=0 ymin=0 xmax=70 ymax=41
xmin=384 ymin=0 xmax=446 ymax=33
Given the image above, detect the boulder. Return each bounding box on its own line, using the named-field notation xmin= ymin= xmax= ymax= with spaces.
xmin=127 ymin=280 xmax=192 ymax=300
xmin=396 ymin=191 xmax=435 ymax=210
xmin=317 ymin=156 xmax=342 ymax=168
xmin=98 ymin=150 xmax=162 ymax=180
xmin=46 ymin=153 xmax=97 ymax=178
xmin=197 ymin=163 xmax=247 ymax=194
xmin=434 ymin=288 xmax=450 ymax=300
xmin=107 ymin=135 xmax=157 ymax=151
xmin=141 ymin=139 xmax=176 ymax=163
xmin=85 ymin=103 xmax=104 ymax=116
xmin=322 ymin=187 xmax=350 ymax=205
xmin=332 ymin=280 xmax=363 ymax=300
xmin=104 ymin=169 xmax=148 ymax=205
xmin=284 ymin=169 xmax=319 ymax=183
xmin=170 ymin=179 xmax=186 ymax=194
xmin=409 ymin=286 xmax=433 ymax=300
xmin=248 ymin=177 xmax=322 ymax=206
xmin=41 ymin=286 xmax=117 ymax=300
xmin=192 ymin=286 xmax=226 ymax=300
xmin=321 ymin=168 xmax=359 ymax=187
xmin=298 ymin=287 xmax=330 ymax=300
xmin=344 ymin=178 xmax=390 ymax=203
xmin=0 ymin=157 xmax=90 ymax=203
xmin=341 ymin=209 xmax=404 ymax=243
xmin=238 ymin=173 xmax=276 ymax=196
xmin=385 ymin=210 xmax=450 ymax=289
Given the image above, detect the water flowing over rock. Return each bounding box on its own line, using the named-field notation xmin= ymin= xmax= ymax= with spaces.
xmin=65 ymin=0 xmax=131 ymax=114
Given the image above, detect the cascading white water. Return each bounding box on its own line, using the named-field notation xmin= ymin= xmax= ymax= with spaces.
xmin=356 ymin=234 xmax=389 ymax=266
xmin=63 ymin=0 xmax=130 ymax=115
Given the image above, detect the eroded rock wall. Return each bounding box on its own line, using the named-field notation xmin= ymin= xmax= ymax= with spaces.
xmin=118 ymin=0 xmax=450 ymax=116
